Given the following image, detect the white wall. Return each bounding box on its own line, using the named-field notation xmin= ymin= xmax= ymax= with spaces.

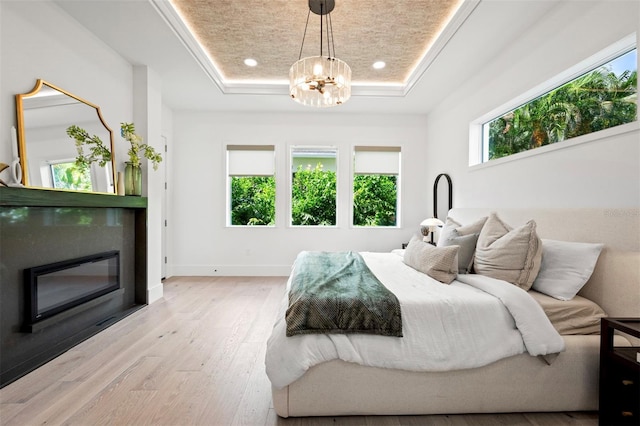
xmin=170 ymin=112 xmax=430 ymax=276
xmin=133 ymin=66 xmax=165 ymax=302
xmin=0 ymin=1 xmax=132 ymax=166
xmin=169 ymin=0 xmax=640 ymax=277
xmin=424 ymin=0 xmax=640 ymax=210
xmin=1 ymin=1 xmax=167 ymax=302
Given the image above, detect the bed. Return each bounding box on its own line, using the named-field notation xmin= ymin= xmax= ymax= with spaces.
xmin=266 ymin=208 xmax=640 ymax=417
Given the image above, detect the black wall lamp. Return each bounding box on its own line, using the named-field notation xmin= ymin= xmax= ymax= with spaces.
xmin=433 ymin=173 xmax=452 ymax=219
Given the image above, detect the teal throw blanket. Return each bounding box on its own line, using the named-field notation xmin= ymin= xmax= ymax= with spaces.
xmin=286 ymin=251 xmax=403 ymax=337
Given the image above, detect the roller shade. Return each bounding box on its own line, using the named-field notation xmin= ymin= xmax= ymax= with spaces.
xmin=227 ymin=145 xmax=275 ymax=176
xmin=354 ymin=146 xmax=400 ymax=175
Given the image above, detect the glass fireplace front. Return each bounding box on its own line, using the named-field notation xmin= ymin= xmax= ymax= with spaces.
xmin=24 ymin=251 xmax=120 ymax=324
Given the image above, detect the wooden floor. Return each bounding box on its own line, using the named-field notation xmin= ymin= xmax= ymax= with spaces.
xmin=0 ymin=276 xmax=598 ymax=426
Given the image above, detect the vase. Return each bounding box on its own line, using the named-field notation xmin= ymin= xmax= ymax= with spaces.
xmin=124 ymin=162 xmax=142 ymax=196
xmin=116 ymin=171 xmax=125 ymax=196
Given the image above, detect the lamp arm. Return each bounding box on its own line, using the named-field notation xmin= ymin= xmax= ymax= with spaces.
xmin=433 ymin=173 xmax=452 ymax=219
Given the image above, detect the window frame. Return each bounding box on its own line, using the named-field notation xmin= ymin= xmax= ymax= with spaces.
xmin=225 ymin=144 xmax=276 ymax=227
xmin=47 ymin=158 xmax=95 ymax=191
xmin=351 ymin=145 xmax=402 ymax=228
xmin=469 ymin=33 xmax=638 ymax=168
xmin=288 ymin=145 xmax=339 ymax=228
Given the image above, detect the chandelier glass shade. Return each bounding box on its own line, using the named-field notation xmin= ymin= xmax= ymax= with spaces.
xmin=289 ymin=0 xmax=351 ymax=108
xmin=289 ymin=56 xmax=351 ymax=107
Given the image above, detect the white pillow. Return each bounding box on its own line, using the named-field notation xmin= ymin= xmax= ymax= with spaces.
xmin=532 ymin=239 xmax=604 ymax=300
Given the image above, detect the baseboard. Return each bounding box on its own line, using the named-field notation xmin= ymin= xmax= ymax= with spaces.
xmin=171 ymin=264 xmax=291 ymax=276
xmin=147 ymin=282 xmax=164 ymax=303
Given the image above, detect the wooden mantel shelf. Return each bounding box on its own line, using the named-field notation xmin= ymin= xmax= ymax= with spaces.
xmin=0 ymin=186 xmax=147 ymax=208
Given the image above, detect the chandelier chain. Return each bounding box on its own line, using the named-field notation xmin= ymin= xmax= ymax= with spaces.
xmin=319 ymin=2 xmax=323 ymax=57
xmin=297 ymin=8 xmax=312 ymax=61
xmin=328 ymin=11 xmax=335 ymax=58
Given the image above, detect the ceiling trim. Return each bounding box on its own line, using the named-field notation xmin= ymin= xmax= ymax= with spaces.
xmin=149 ymin=0 xmax=480 ymax=98
xmin=150 ymin=0 xmax=226 ymax=92
xmin=404 ymin=0 xmax=480 ymax=94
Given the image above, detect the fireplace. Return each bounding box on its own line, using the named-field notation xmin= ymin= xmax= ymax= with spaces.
xmin=24 ymin=251 xmax=120 ymax=325
xmin=1 ymin=187 xmax=147 ymax=387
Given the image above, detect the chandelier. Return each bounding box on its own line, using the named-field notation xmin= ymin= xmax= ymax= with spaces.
xmin=289 ymin=0 xmax=351 ymax=108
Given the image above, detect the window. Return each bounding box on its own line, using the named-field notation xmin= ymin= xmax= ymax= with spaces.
xmin=353 ymin=146 xmax=400 ymax=227
xmin=290 ymin=147 xmax=337 ymax=226
xmin=474 ymin=39 xmax=637 ymax=164
xmin=50 ymin=160 xmax=93 ymax=191
xmin=227 ymin=145 xmax=275 ymax=226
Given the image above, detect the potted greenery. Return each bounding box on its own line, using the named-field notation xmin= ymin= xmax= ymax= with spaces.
xmin=119 ymin=122 xmax=162 ymax=196
xmin=67 ymin=122 xmax=162 ymax=196
xmin=66 ymin=125 xmax=112 ymax=171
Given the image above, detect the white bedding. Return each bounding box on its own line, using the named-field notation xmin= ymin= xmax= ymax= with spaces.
xmin=265 ymin=251 xmax=565 ymax=389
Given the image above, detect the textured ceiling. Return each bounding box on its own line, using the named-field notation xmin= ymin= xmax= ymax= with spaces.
xmin=170 ymin=0 xmax=462 ymax=85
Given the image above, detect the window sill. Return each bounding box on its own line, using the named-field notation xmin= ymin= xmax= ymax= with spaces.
xmin=469 ymin=121 xmax=639 ymax=172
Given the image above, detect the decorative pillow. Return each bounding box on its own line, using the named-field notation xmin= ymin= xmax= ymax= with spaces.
xmin=474 ymin=212 xmax=542 ymax=290
xmin=532 ymin=239 xmax=604 ymax=300
xmin=437 ymin=216 xmax=487 ymax=247
xmin=403 ymin=235 xmax=459 ymax=284
xmin=438 ymin=230 xmax=479 ymax=274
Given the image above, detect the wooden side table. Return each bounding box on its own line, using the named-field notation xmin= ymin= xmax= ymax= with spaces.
xmin=599 ymin=318 xmax=640 ymax=426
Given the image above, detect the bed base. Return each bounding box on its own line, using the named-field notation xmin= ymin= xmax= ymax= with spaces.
xmin=275 ymin=335 xmax=629 ymax=417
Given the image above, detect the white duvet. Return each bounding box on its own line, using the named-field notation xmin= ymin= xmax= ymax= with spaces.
xmin=265 ymin=251 xmax=565 ymax=389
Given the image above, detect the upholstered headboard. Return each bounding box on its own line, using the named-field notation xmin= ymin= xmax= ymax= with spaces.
xmin=446 ymin=208 xmax=640 ymax=318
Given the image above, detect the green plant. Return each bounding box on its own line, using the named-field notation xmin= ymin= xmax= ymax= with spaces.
xmin=291 ymin=163 xmax=336 ymax=226
xmin=51 ymin=162 xmax=92 ymax=191
xmin=66 ymin=122 xmax=163 ymax=171
xmin=487 ymin=60 xmax=637 ymax=160
xmin=353 ymin=174 xmax=397 ymax=226
xmin=230 ymin=176 xmax=275 ymax=225
xmin=66 ymin=125 xmax=112 ymax=171
xmin=120 ymin=122 xmax=162 ymax=170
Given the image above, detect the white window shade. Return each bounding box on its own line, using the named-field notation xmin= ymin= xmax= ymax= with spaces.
xmin=354 ymin=146 xmax=400 ymax=174
xmin=227 ymin=145 xmax=275 ymax=176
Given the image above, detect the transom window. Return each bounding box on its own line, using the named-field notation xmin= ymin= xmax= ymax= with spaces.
xmin=471 ymin=36 xmax=637 ymax=166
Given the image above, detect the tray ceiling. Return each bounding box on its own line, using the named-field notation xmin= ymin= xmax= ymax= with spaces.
xmin=165 ymin=0 xmax=468 ymax=92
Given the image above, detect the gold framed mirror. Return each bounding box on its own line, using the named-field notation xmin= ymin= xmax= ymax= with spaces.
xmin=15 ymin=79 xmax=116 ymax=194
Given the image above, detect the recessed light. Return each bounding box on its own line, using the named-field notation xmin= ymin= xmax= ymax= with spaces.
xmin=372 ymin=61 xmax=386 ymax=70
xmin=244 ymin=58 xmax=258 ymax=67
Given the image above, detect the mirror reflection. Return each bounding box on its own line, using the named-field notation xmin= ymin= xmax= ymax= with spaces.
xmin=16 ymin=80 xmax=116 ymax=194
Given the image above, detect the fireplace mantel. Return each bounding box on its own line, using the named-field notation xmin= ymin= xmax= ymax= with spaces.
xmin=0 ymin=186 xmax=148 ymax=387
xmin=0 ymin=186 xmax=147 ymax=208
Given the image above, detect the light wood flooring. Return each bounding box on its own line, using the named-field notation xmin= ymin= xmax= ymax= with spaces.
xmin=0 ymin=276 xmax=598 ymax=426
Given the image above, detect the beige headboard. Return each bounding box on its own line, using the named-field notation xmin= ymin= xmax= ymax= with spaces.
xmin=446 ymin=208 xmax=640 ymax=318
